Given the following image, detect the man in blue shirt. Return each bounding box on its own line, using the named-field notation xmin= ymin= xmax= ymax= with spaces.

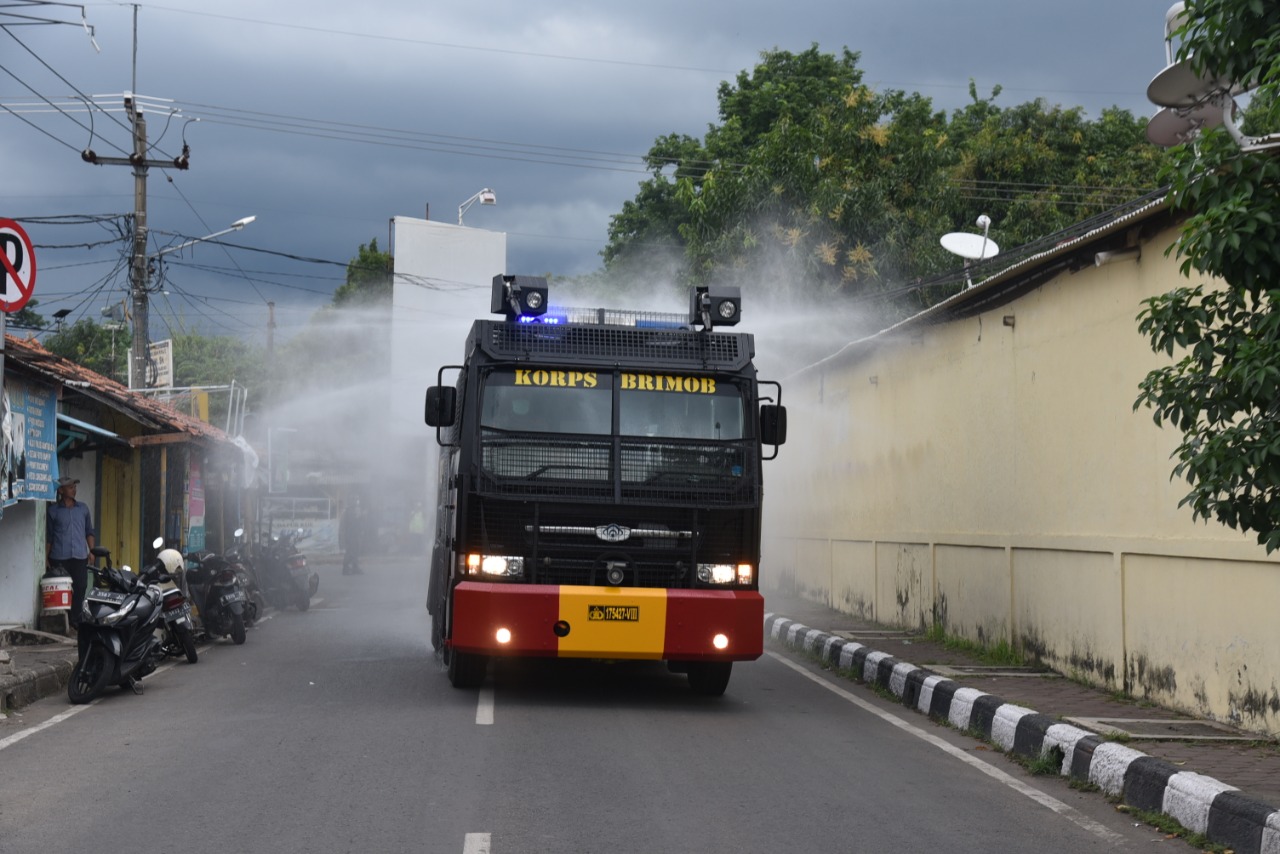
xmin=46 ymin=477 xmax=96 ymax=627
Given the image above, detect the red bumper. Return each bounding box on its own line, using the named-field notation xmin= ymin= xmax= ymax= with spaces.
xmin=450 ymin=582 xmax=763 ymax=661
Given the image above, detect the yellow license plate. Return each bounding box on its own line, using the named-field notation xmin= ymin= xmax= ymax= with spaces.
xmin=588 ymin=604 xmax=640 ymax=622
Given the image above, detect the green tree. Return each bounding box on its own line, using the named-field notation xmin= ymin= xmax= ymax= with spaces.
xmin=1134 ymin=0 xmax=1280 ymax=549
xmin=7 ymin=299 xmax=45 ymax=331
xmin=332 ymin=238 xmax=392 ymax=307
xmin=604 ymin=47 xmax=1166 ymax=318
xmin=44 ymin=318 xmax=129 ymax=382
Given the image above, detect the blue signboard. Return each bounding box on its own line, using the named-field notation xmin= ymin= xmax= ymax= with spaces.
xmin=2 ymin=377 xmax=58 ymax=508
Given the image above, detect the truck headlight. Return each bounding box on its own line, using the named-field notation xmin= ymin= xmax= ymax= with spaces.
xmin=696 ymin=563 xmax=752 ymax=585
xmin=464 ymin=554 xmax=525 ymax=578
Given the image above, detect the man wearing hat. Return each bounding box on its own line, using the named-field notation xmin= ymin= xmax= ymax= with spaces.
xmin=46 ymin=476 xmax=96 ymax=628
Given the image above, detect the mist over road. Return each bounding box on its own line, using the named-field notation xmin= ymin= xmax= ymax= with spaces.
xmin=0 ymin=557 xmax=1161 ymax=852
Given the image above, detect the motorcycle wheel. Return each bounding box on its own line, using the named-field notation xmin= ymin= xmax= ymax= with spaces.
xmin=229 ymin=612 xmax=247 ymax=645
xmin=68 ymin=645 xmax=114 ymax=704
xmin=176 ymin=624 xmax=199 ymax=663
xmin=295 ymin=590 xmax=311 ymax=612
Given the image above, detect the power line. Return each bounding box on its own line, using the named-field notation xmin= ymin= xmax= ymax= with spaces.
xmin=143 ymin=4 xmax=736 ymax=75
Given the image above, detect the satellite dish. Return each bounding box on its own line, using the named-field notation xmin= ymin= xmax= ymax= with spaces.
xmin=941 ymin=215 xmax=999 ymax=289
xmin=1147 ymin=57 xmax=1240 ymax=109
xmin=1146 ymin=101 xmax=1224 ymax=147
xmin=940 ymin=232 xmax=999 ymax=260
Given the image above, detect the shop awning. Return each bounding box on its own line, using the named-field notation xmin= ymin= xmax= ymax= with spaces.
xmin=57 ymin=412 xmax=128 ymax=453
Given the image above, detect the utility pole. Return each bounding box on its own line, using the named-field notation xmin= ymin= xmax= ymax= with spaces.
xmin=266 ymin=301 xmax=276 ymax=356
xmin=81 ymin=95 xmax=189 ymax=389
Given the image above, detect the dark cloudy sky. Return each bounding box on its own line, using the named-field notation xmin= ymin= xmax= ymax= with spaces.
xmin=3 ymin=0 xmax=1177 ymax=343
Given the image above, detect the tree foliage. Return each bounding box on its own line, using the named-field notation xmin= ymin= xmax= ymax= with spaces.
xmin=44 ymin=318 xmax=130 ymax=382
xmin=1135 ymin=0 xmax=1280 ymax=550
xmin=603 ymin=46 xmax=1165 ymax=316
xmin=332 ymin=238 xmax=392 ymax=308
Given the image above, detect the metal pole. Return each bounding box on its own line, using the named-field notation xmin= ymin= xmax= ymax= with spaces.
xmin=129 ymin=107 xmax=150 ymax=390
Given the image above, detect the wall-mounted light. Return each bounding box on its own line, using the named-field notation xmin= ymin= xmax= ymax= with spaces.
xmin=1095 ymin=248 xmax=1141 ymax=267
xmin=1003 ymin=315 xmax=1015 ymax=328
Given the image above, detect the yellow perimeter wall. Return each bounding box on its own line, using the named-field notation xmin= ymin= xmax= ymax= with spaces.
xmin=763 ymin=221 xmax=1280 ymax=735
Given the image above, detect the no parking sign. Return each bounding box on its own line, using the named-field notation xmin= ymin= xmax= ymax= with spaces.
xmin=0 ymin=219 xmax=36 ymax=313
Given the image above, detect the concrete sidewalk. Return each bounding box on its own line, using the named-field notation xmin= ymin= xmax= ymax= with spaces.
xmin=0 ymin=628 xmax=77 ymax=713
xmin=763 ymin=593 xmax=1280 ymax=854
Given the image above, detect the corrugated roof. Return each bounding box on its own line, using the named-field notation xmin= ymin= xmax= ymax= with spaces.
xmin=4 ymin=335 xmax=234 ymax=447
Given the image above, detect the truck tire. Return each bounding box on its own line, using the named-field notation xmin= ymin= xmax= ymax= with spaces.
xmin=687 ymin=661 xmax=732 ymax=696
xmin=447 ymin=648 xmax=487 ymax=689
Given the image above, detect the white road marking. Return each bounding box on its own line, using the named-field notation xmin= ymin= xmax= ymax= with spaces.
xmin=766 ymin=651 xmax=1125 ymax=846
xmin=476 ymin=686 xmax=494 ymax=725
xmin=0 ymin=702 xmax=95 ymax=752
xmin=0 ymin=645 xmax=192 ymax=752
xmin=463 ymin=832 xmax=491 ymax=853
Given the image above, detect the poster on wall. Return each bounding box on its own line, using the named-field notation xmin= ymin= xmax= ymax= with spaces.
xmin=2 ymin=377 xmax=58 ymax=509
xmin=187 ymin=458 xmax=206 ymax=551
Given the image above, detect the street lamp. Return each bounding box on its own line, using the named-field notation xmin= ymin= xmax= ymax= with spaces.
xmin=152 ymin=216 xmax=256 ymax=259
xmin=458 ymin=188 xmax=496 ymax=225
xmin=130 ymin=215 xmax=256 ymax=389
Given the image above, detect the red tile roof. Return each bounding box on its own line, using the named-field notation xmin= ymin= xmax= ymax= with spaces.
xmin=4 ymin=334 xmax=234 ymax=446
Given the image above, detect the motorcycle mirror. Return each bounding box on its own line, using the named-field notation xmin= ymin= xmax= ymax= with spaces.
xmin=152 ymin=536 xmax=164 ymax=550
xmin=234 ymin=527 xmax=245 ymax=538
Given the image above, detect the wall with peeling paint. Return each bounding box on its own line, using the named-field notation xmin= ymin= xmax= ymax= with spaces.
xmin=761 ymin=217 xmax=1280 ymax=735
xmin=935 ymin=545 xmax=1009 ymax=647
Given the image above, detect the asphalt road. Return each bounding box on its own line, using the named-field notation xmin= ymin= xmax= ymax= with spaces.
xmin=0 ymin=557 xmax=1168 ymax=853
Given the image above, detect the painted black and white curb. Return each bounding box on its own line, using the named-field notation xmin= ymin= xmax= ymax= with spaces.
xmin=764 ymin=613 xmax=1280 ymax=854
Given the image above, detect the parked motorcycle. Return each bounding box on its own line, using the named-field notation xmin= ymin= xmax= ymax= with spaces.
xmin=258 ymin=527 xmax=318 ymax=612
xmin=185 ymin=546 xmax=249 ymax=645
xmin=226 ymin=528 xmax=267 ymax=627
xmin=154 ymin=555 xmax=199 ymax=664
xmin=68 ymin=541 xmax=186 ymax=703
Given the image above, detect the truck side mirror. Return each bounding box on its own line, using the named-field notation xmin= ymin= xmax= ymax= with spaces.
xmin=425 ymin=386 xmax=457 ymax=427
xmin=760 ymin=404 xmax=787 ymax=447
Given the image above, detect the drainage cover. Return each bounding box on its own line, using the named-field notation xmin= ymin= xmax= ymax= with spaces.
xmin=832 ymin=630 xmax=917 ymax=641
xmin=1065 ymin=717 xmax=1255 ymax=741
xmin=929 ymin=664 xmax=1060 ymax=678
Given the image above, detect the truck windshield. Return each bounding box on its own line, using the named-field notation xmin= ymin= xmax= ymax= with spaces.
xmin=618 ymin=373 xmax=744 ymax=440
xmin=480 ymin=369 xmax=612 ymax=435
xmin=479 ymin=369 xmax=745 ymax=440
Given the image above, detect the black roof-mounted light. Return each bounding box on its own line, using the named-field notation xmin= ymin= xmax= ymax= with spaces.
xmin=689 ymin=285 xmax=741 ymax=330
xmin=491 ymin=274 xmax=548 ymax=321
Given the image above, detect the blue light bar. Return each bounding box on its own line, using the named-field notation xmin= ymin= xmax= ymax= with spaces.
xmin=508 ymin=305 xmax=688 ymax=328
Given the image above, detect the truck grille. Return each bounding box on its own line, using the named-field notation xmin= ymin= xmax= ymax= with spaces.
xmin=461 ymin=499 xmax=752 ymax=589
xmin=477 ymin=433 xmax=759 ymax=507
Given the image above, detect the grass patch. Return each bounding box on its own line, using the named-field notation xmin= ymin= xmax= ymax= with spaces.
xmin=1115 ymin=804 xmax=1231 ymax=853
xmin=1067 ymin=777 xmax=1102 ymax=794
xmin=1021 ymin=748 xmax=1064 ymax=776
xmin=923 ymin=624 xmax=1028 ymax=667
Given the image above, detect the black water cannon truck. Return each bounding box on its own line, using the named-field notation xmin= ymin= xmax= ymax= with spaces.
xmin=424 ymin=275 xmax=786 ymax=695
